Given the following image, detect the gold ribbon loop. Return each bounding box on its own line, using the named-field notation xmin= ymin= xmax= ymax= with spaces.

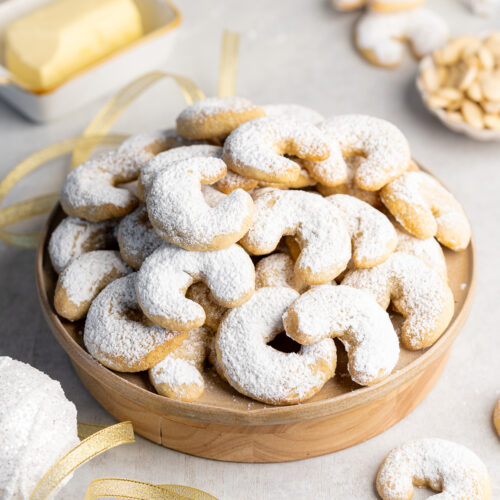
xmin=72 ymin=71 xmax=206 ymax=167
xmin=217 ymin=31 xmax=240 ymax=98
xmin=84 ymin=479 xmax=218 ymax=500
xmin=30 ymin=421 xmax=135 ymax=500
xmin=0 ymin=134 xmax=128 ymax=248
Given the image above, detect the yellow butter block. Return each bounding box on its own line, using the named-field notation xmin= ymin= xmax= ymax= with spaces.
xmin=5 ymin=0 xmax=143 ymax=91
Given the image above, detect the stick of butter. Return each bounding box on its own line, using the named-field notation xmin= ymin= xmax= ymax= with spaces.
xmin=5 ymin=0 xmax=143 ymax=92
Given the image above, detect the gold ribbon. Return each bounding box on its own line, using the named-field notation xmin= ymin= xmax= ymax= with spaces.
xmin=30 ymin=421 xmax=135 ymax=500
xmin=84 ymin=479 xmax=218 ymax=500
xmin=218 ymin=31 xmax=240 ymax=98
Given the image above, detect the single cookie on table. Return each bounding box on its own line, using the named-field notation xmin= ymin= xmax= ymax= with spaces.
xmin=54 ymin=250 xmax=132 ymax=321
xmin=240 ymin=188 xmax=351 ymax=284
xmin=342 ymin=252 xmax=454 ymax=350
xmin=135 ymin=243 xmax=255 ymax=331
xmin=185 ymin=282 xmax=227 ymax=331
xmin=138 ymin=145 xmax=257 ymax=199
xmin=216 ymin=287 xmax=337 ymax=405
xmin=376 ymin=438 xmax=491 ymax=500
xmin=283 ymin=285 xmax=399 ymax=386
xmin=255 ymin=253 xmax=309 ymax=293
xmin=149 ymin=326 xmax=213 ymax=402
xmin=326 ymin=194 xmax=397 ymax=268
xmin=146 ymin=156 xmax=254 ymax=251
xmin=263 ymin=104 xmax=324 ymax=124
xmin=222 ymin=116 xmax=333 ymax=184
xmin=355 ymin=9 xmax=449 ymax=69
xmin=48 ymin=216 xmax=118 ymax=273
xmin=84 ymin=274 xmax=188 ymax=372
xmin=176 ymin=96 xmax=266 ymax=140
xmin=0 ymin=357 xmax=79 ymax=500
xmin=307 ymin=115 xmax=411 ymax=191
xmin=381 ymin=171 xmax=471 ymax=251
xmin=394 ymin=225 xmax=447 ymax=279
xmin=60 ymin=130 xmax=191 ymax=222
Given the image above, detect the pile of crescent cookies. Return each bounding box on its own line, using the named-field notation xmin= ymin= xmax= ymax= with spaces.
xmin=46 ymin=97 xmax=497 ymax=499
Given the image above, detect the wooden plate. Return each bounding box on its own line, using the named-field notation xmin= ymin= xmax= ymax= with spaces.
xmin=36 ymin=198 xmax=476 ymax=463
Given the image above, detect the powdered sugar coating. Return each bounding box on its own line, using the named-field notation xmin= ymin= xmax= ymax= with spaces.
xmin=381 ymin=171 xmax=471 ymax=251
xmin=0 ymin=357 xmax=79 ymax=500
xmin=255 ymin=253 xmax=308 ymax=293
xmin=356 ymin=8 xmax=449 ymax=68
xmin=377 ymin=438 xmax=491 ymax=500
xmin=216 ymin=287 xmax=336 ymax=405
xmin=146 ymin=156 xmax=254 ymax=251
xmin=284 ymin=285 xmax=399 ymax=385
xmin=342 ymin=252 xmax=454 ymax=349
xmin=117 ymin=205 xmax=163 ymax=269
xmin=263 ymin=104 xmax=324 ymax=124
xmin=241 ymin=188 xmax=351 ymax=284
xmin=48 ymin=216 xmax=117 ymax=273
xmin=54 ymin=250 xmax=132 ymax=321
xmin=149 ymin=326 xmax=213 ymax=402
xmin=395 ymin=226 xmax=447 ymax=279
xmin=316 ymin=115 xmax=411 ymax=191
xmin=185 ymin=282 xmax=227 ymax=331
xmin=136 ymin=243 xmax=255 ymax=331
xmin=326 ymin=194 xmax=397 ymax=267
xmin=84 ymin=274 xmax=186 ymax=372
xmin=222 ymin=116 xmax=331 ymax=183
xmin=60 ymin=130 xmax=186 ymax=222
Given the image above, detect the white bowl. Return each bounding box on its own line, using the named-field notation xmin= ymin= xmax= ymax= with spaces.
xmin=0 ymin=0 xmax=181 ymax=123
xmin=416 ymin=54 xmax=500 ymax=142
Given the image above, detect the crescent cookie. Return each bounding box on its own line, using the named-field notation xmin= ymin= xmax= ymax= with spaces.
xmin=240 ymin=188 xmax=351 ymax=284
xmin=381 ymin=171 xmax=471 ymax=251
xmin=138 ymin=145 xmax=257 ymax=199
xmin=326 ymin=194 xmax=397 ymax=268
xmin=283 ymin=285 xmax=399 ymax=385
xmin=216 ymin=287 xmax=337 ymax=405
xmin=176 ymin=96 xmax=266 ymax=140
xmin=263 ymin=104 xmax=324 ymax=124
xmin=60 ymin=130 xmax=190 ymax=222
xmin=84 ymin=274 xmax=188 ymax=372
xmin=394 ymin=226 xmax=447 ymax=279
xmin=146 ymin=156 xmax=254 ymax=251
xmin=255 ymin=253 xmax=308 ymax=293
xmin=135 ymin=243 xmax=255 ymax=331
xmin=48 ymin=216 xmax=117 ymax=273
xmin=222 ymin=116 xmax=332 ymax=184
xmin=376 ymin=438 xmax=491 ymax=500
xmin=54 ymin=250 xmax=132 ymax=321
xmin=342 ymin=252 xmax=454 ymax=350
xmin=185 ymin=283 xmax=227 ymax=331
xmin=0 ymin=357 xmax=79 ymax=500
xmin=117 ymin=205 xmax=163 ymax=269
xmin=355 ymin=9 xmax=449 ymax=69
xmin=313 ymin=115 xmax=411 ymax=191
xmin=149 ymin=326 xmax=213 ymax=402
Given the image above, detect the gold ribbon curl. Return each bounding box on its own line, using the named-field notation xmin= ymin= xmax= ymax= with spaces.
xmin=30 ymin=422 xmax=135 ymax=500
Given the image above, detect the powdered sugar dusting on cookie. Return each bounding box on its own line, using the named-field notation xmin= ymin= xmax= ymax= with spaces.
xmin=48 ymin=216 xmax=117 ymax=273
xmin=326 ymin=194 xmax=397 ymax=267
xmin=284 ymin=285 xmax=399 ymax=385
xmin=216 ymin=287 xmax=336 ymax=404
xmin=317 ymin=115 xmax=411 ymax=190
xmin=178 ymin=97 xmax=258 ymax=123
xmin=222 ymin=116 xmax=331 ymax=183
xmin=84 ymin=274 xmax=184 ymax=371
xmin=342 ymin=252 xmax=454 ymax=349
xmin=377 ymin=438 xmax=491 ymax=500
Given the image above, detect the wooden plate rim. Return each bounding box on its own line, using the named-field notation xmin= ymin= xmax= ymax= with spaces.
xmin=36 ymin=196 xmax=476 ymax=427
